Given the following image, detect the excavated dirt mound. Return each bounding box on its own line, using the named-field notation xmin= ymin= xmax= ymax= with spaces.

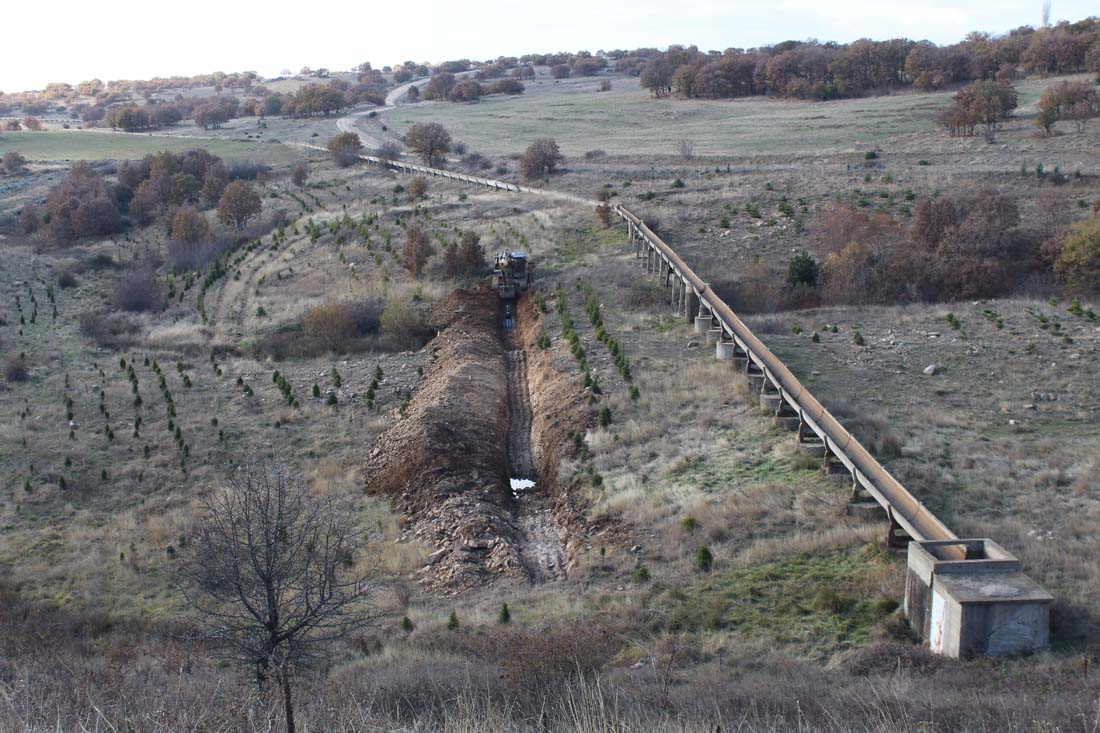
xmin=365 ymin=287 xmax=526 ymax=589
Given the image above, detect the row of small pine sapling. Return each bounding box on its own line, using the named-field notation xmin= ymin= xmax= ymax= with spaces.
xmin=581 ymin=282 xmax=640 ymax=401
xmin=397 ymin=603 xmax=513 ymax=637
xmin=534 ymin=287 xmax=609 ymax=489
xmin=275 ymin=364 xmax=389 ymax=412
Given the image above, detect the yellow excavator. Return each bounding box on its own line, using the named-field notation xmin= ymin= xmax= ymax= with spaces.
xmin=492 ymin=251 xmax=530 ymax=300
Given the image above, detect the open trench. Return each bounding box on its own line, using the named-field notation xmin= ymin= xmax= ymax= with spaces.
xmin=504 ymin=320 xmax=567 ymax=583
xmin=365 ymin=287 xmax=583 ymax=591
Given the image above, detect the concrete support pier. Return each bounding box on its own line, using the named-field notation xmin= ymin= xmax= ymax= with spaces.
xmin=694 ymin=316 xmax=711 ymax=335
xmin=716 ymin=340 xmax=735 ymax=361
xmin=706 ymin=328 xmax=723 ymax=345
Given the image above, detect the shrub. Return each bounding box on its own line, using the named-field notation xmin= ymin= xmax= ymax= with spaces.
xmin=1054 ymin=218 xmax=1100 ymax=295
xmin=597 ymin=405 xmax=612 ymax=428
xmin=2 ymin=151 xmax=27 ymax=175
xmin=408 ymin=177 xmax=428 ymax=200
xmin=226 ymin=161 xmax=271 ymax=181
xmin=290 ymin=163 xmax=309 ymax=188
xmin=633 ymin=566 xmax=650 ymax=583
xmin=695 ymin=545 xmax=714 ymax=572
xmin=45 ymin=163 xmax=123 ymax=243
xmin=447 ymin=610 xmax=459 ymax=630
xmin=327 ymin=132 xmax=363 ymax=166
xmin=519 ymin=138 xmax=564 ymax=181
xmin=19 ymin=204 xmax=41 ymax=234
xmin=498 ymin=603 xmax=511 ymax=625
xmin=302 ymin=303 xmax=356 ymax=350
xmin=57 ymin=271 xmax=78 ymax=289
xmin=376 ymin=141 xmax=402 ymax=161
xmin=401 ymin=222 xmax=433 ymax=277
xmin=4 ymin=357 xmax=29 ymax=382
xmin=79 ymin=311 xmax=141 ymax=349
xmin=380 ymin=294 xmax=430 ymax=350
xmin=170 ymin=206 xmax=209 ymax=244
xmin=113 ymin=269 xmax=163 ymax=312
xmin=786 ymin=251 xmax=819 ymax=287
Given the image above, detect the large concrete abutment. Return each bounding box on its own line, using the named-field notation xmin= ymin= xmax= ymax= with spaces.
xmin=905 ymin=539 xmax=1051 ymax=658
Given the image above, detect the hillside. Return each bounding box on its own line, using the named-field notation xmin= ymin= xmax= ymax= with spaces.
xmin=1 ymin=57 xmax=1099 ymax=730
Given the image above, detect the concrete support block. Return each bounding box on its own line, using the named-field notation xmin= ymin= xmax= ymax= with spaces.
xmin=760 ymin=392 xmax=782 ymax=411
xmin=797 ymin=440 xmax=827 ymax=458
xmin=706 ymin=328 xmax=723 ymax=345
xmin=774 ymin=415 xmax=801 ymax=431
xmin=716 ymin=340 xmax=735 ymax=361
xmin=694 ymin=316 xmax=712 ymax=335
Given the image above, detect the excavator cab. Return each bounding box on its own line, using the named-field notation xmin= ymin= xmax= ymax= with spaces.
xmin=492 ymin=251 xmax=531 ymax=300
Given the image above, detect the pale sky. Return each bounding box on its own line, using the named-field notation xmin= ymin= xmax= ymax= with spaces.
xmin=2 ymin=0 xmax=1094 ymax=93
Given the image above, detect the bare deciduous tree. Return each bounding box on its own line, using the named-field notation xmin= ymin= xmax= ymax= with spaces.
xmin=179 ymin=461 xmax=378 ymax=733
xmin=675 ymin=138 xmax=695 ymax=160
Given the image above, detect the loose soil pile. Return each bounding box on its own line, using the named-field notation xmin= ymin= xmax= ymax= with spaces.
xmin=365 ymin=287 xmax=524 ymax=589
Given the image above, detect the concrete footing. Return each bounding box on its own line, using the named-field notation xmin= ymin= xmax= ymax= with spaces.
xmin=774 ymin=415 xmax=801 ymax=431
xmin=846 ymin=500 xmax=887 ymax=520
xmin=706 ymin=328 xmax=723 ymax=346
xmin=716 ymin=341 xmax=735 ymax=361
xmin=797 ymin=440 xmax=827 ymax=458
xmin=760 ymin=392 xmax=782 ymax=411
xmin=905 ymin=539 xmax=1052 ymax=657
xmin=694 ymin=316 xmax=712 ymax=335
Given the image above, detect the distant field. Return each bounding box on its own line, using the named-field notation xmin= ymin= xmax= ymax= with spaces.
xmin=0 ymin=130 xmax=298 ymax=163
xmin=387 ymin=76 xmax=1057 ymax=158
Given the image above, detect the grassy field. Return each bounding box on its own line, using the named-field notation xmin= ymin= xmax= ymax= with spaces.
xmin=386 ymin=75 xmax=1059 ymax=158
xmin=0 ymin=130 xmax=298 ymax=162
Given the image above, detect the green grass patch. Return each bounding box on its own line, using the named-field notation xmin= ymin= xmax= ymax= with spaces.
xmin=543 ymin=224 xmax=627 ymax=272
xmin=647 ymin=546 xmax=900 ymax=655
xmin=666 ymin=434 xmax=810 ymax=490
xmin=0 ymin=130 xmax=297 ymax=163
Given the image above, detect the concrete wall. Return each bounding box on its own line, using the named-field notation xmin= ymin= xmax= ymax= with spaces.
xmin=959 ymin=600 xmax=1051 ymax=657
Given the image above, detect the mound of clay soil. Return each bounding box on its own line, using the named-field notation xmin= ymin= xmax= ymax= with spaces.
xmin=366 ymin=287 xmax=525 ymax=589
